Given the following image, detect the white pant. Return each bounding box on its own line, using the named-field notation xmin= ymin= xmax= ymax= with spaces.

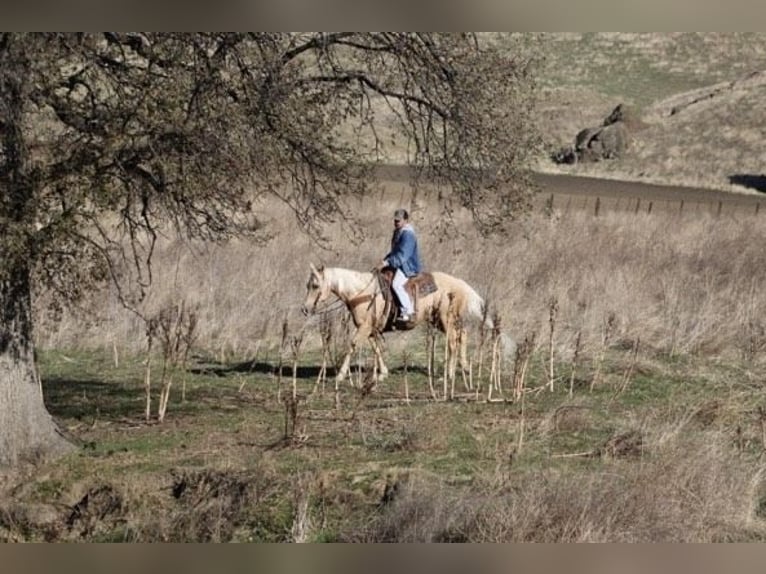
xmin=392 ymin=269 xmax=413 ymax=316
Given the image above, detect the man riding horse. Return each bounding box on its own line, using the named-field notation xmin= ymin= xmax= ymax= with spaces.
xmin=378 ymin=208 xmax=422 ymax=326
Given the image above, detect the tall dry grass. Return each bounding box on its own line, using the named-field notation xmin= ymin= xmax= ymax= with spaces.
xmin=346 ymin=424 xmax=765 ymax=542
xmin=33 ymin=185 xmax=766 ymax=369
xmin=31 ymin=183 xmax=766 ymax=378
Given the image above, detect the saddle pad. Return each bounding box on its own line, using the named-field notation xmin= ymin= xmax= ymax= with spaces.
xmin=406 ymin=272 xmax=437 ymax=297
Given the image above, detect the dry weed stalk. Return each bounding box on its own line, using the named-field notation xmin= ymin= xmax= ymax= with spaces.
xmin=237 ymin=340 xmax=261 ymax=393
xmin=283 ymin=394 xmax=301 ymax=441
xmin=517 ymin=380 xmax=526 ymax=453
xmin=454 ymin=315 xmax=470 ymax=396
xmin=758 ymin=406 xmax=766 ymax=452
xmin=744 ymin=318 xmax=765 ymax=364
xmin=355 ymin=346 xmax=364 ymax=389
xmin=402 ymin=350 xmax=411 ymax=405
xmin=547 ymin=296 xmax=559 ymax=392
xmin=489 ymin=312 xmax=500 ymax=390
xmin=569 ymin=330 xmax=582 ymax=398
xmin=590 ymin=312 xmax=616 ymax=392
xmin=511 ymin=332 xmax=537 ymax=402
xmin=290 ymin=474 xmax=318 ymax=543
xmin=144 ymin=321 xmax=156 ymax=422
xmin=476 ymin=301 xmax=491 ymax=380
xmin=312 ymin=314 xmax=334 ymax=396
xmin=290 ymin=493 xmax=312 ymax=543
xmin=442 ymin=305 xmax=450 ymax=401
xmin=612 ymin=337 xmax=640 ymax=401
xmin=510 ymin=333 xmax=537 ymax=455
xmin=276 ymin=316 xmax=289 ymax=403
xmin=144 ymin=300 xmax=198 ymax=423
xmin=471 ymin=359 xmax=480 ymax=402
xmin=348 ymin=364 xmax=378 ymax=422
xmin=488 ymin=310 xmax=504 ymax=400
xmin=425 ymin=316 xmax=438 ymax=401
xmin=290 ymin=332 xmax=305 ymax=400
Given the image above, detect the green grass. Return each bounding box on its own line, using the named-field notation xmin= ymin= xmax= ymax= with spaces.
xmin=3 ymin=343 xmax=765 ymax=541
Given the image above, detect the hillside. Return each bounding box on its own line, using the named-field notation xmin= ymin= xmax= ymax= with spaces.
xmin=532 ymin=32 xmax=766 ymax=192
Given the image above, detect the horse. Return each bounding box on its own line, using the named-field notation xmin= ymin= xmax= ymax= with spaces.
xmin=301 ymin=263 xmax=513 ymax=387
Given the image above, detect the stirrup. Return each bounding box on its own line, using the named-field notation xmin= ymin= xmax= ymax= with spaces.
xmin=394 ymin=315 xmax=416 ymax=330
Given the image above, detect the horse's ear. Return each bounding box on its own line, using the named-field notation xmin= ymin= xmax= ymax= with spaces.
xmin=310 ymin=262 xmax=323 ymax=276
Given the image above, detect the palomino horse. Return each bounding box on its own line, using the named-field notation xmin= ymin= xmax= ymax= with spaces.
xmin=301 ymin=263 xmax=511 ymax=386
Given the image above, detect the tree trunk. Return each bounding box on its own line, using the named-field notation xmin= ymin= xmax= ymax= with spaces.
xmin=0 ymin=262 xmax=73 ymax=467
xmin=0 ymin=36 xmax=74 ymax=467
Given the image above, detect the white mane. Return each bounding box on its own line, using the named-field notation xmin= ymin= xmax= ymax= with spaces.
xmin=325 ymin=267 xmax=374 ymax=297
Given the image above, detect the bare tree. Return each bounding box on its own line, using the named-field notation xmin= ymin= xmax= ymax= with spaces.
xmin=0 ymin=32 xmax=540 ymax=467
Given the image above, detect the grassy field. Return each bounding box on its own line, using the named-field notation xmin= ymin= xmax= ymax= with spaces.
xmin=4 ymin=33 xmax=766 ymax=542
xmin=5 ymin=322 xmax=766 ymax=541
xmin=529 ymin=32 xmax=766 ymax=192
xmin=5 ymin=191 xmax=766 ymax=541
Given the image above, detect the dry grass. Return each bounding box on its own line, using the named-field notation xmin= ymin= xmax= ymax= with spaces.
xmin=35 ymin=190 xmax=766 ymax=372
xmin=350 ymin=426 xmax=766 ymax=542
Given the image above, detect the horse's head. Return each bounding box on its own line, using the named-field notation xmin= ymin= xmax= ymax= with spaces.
xmin=301 ymin=263 xmax=330 ymax=316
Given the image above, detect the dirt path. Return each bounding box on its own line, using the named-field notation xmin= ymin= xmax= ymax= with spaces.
xmin=374 ymin=164 xmax=766 ymax=216
xmin=533 ymin=173 xmax=762 ymax=204
xmin=533 ymin=172 xmax=764 ymax=216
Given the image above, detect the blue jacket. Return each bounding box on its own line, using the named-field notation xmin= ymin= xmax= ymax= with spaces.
xmin=385 ymin=224 xmax=422 ymax=277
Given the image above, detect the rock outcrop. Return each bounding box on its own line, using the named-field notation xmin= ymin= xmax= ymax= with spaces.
xmin=553 ymin=104 xmax=637 ymax=164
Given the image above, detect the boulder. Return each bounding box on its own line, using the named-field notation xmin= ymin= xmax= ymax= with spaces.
xmin=553 ymin=104 xmax=635 ymax=164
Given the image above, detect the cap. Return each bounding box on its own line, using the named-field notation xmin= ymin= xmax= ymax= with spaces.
xmin=393 ymin=208 xmax=408 ymax=221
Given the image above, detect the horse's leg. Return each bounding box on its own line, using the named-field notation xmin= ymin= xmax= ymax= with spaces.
xmin=336 ymin=325 xmax=371 ymax=386
xmin=448 ymin=298 xmax=471 ymax=392
xmin=446 ymin=296 xmax=466 ymax=399
xmin=458 ymin=325 xmax=471 ymax=392
xmin=433 ymin=298 xmax=454 ymax=400
xmin=439 ymin=305 xmax=457 ymax=400
xmin=447 ymin=324 xmax=461 ymax=399
xmin=369 ymin=333 xmax=388 ymax=381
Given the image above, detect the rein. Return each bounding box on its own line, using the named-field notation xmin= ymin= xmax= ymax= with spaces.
xmin=346 ymin=272 xmax=381 ymax=311
xmin=348 ymin=293 xmax=375 ymax=309
xmin=310 ymin=298 xmax=347 ymax=315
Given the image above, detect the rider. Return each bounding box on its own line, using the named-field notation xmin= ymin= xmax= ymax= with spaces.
xmin=379 ymin=208 xmax=422 ymax=323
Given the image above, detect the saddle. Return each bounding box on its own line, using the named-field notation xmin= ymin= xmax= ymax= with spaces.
xmin=377 ymin=268 xmax=437 ymax=331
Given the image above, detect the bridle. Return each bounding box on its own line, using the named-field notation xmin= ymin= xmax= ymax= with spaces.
xmin=306 ymin=280 xmax=338 ymax=316
xmin=306 ymin=290 xmax=346 ymax=316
